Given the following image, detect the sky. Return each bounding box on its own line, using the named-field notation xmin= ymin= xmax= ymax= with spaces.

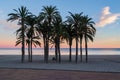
xmin=0 ymin=0 xmax=120 ymax=48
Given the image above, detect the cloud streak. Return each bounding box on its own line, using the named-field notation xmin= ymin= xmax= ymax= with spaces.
xmin=0 ymin=19 xmax=19 ymax=30
xmin=96 ymin=6 xmax=120 ymax=27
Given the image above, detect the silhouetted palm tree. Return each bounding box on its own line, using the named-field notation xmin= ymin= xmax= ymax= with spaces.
xmin=26 ymin=32 xmax=41 ymax=62
xmin=37 ymin=14 xmax=49 ymax=63
xmin=39 ymin=5 xmax=59 ymax=63
xmin=78 ymin=22 xmax=84 ymax=62
xmin=25 ymin=15 xmax=40 ymax=62
xmin=8 ymin=6 xmax=31 ymax=62
xmin=81 ymin=15 xmax=96 ymax=63
xmin=64 ymin=22 xmax=75 ymax=62
xmin=67 ymin=12 xmax=83 ymax=63
xmin=50 ymin=14 xmax=63 ymax=63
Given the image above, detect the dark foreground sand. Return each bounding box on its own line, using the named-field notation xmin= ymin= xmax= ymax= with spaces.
xmin=0 ymin=69 xmax=120 ymax=80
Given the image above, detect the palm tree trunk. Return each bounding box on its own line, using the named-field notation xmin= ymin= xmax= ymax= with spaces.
xmin=45 ymin=37 xmax=49 ymax=63
xmin=46 ymin=19 xmax=51 ymax=63
xmin=69 ymin=39 xmax=72 ymax=62
xmin=28 ymin=43 xmax=30 ymax=62
xmin=69 ymin=45 xmax=72 ymax=62
xmin=58 ymin=39 xmax=61 ymax=63
xmin=85 ymin=35 xmax=88 ymax=63
xmin=80 ymin=39 xmax=82 ymax=62
xmin=21 ymin=20 xmax=25 ymax=63
xmin=43 ymin=37 xmax=46 ymax=63
xmin=58 ymin=45 xmax=61 ymax=63
xmin=55 ymin=42 xmax=58 ymax=62
xmin=48 ymin=40 xmax=49 ymax=62
xmin=30 ymin=39 xmax=32 ymax=62
xmin=76 ymin=37 xmax=78 ymax=63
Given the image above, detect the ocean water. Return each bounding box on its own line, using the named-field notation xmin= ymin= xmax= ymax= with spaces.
xmin=0 ymin=48 xmax=120 ymax=55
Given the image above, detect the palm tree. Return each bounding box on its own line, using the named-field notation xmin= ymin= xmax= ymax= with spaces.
xmin=37 ymin=14 xmax=49 ymax=63
xmin=39 ymin=5 xmax=59 ymax=63
xmin=63 ymin=22 xmax=75 ymax=62
xmin=67 ymin=12 xmax=83 ymax=63
xmin=25 ymin=15 xmax=40 ymax=62
xmin=50 ymin=14 xmax=63 ymax=63
xmin=7 ymin=6 xmax=31 ymax=62
xmin=78 ymin=22 xmax=84 ymax=62
xmin=81 ymin=15 xmax=96 ymax=63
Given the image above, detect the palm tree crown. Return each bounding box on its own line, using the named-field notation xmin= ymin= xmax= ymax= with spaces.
xmin=38 ymin=5 xmax=60 ymax=63
xmin=8 ymin=6 xmax=31 ymax=62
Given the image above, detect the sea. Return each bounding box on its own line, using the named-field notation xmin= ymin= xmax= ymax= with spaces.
xmin=0 ymin=48 xmax=120 ymax=55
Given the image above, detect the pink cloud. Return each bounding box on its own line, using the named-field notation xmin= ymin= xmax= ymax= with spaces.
xmin=96 ymin=6 xmax=120 ymax=27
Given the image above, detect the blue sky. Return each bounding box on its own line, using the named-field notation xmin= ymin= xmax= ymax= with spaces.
xmin=0 ymin=0 xmax=120 ymax=48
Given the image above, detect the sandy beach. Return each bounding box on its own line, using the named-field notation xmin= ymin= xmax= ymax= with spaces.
xmin=0 ymin=55 xmax=120 ymax=80
xmin=1 ymin=69 xmax=120 ymax=80
xmin=0 ymin=55 xmax=120 ymax=72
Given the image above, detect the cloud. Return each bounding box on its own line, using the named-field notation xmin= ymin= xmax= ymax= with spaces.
xmin=96 ymin=6 xmax=120 ymax=27
xmin=0 ymin=19 xmax=20 ymax=30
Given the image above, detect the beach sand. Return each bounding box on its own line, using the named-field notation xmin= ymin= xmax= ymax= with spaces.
xmin=0 ymin=55 xmax=120 ymax=80
xmin=0 ymin=55 xmax=120 ymax=72
xmin=0 ymin=69 xmax=120 ymax=80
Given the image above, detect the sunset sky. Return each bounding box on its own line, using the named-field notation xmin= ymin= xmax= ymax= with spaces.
xmin=0 ymin=0 xmax=120 ymax=48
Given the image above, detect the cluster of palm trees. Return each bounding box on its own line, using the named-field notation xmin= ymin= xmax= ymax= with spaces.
xmin=7 ymin=5 xmax=96 ymax=63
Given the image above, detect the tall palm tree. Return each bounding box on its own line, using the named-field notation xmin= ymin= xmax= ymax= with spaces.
xmin=63 ymin=22 xmax=75 ymax=62
xmin=67 ymin=12 xmax=83 ymax=63
xmin=39 ymin=5 xmax=59 ymax=63
xmin=81 ymin=15 xmax=96 ymax=63
xmin=25 ymin=15 xmax=40 ymax=62
xmin=50 ymin=14 xmax=63 ymax=63
xmin=37 ymin=14 xmax=49 ymax=63
xmin=7 ymin=6 xmax=31 ymax=62
xmin=78 ymin=22 xmax=84 ymax=62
